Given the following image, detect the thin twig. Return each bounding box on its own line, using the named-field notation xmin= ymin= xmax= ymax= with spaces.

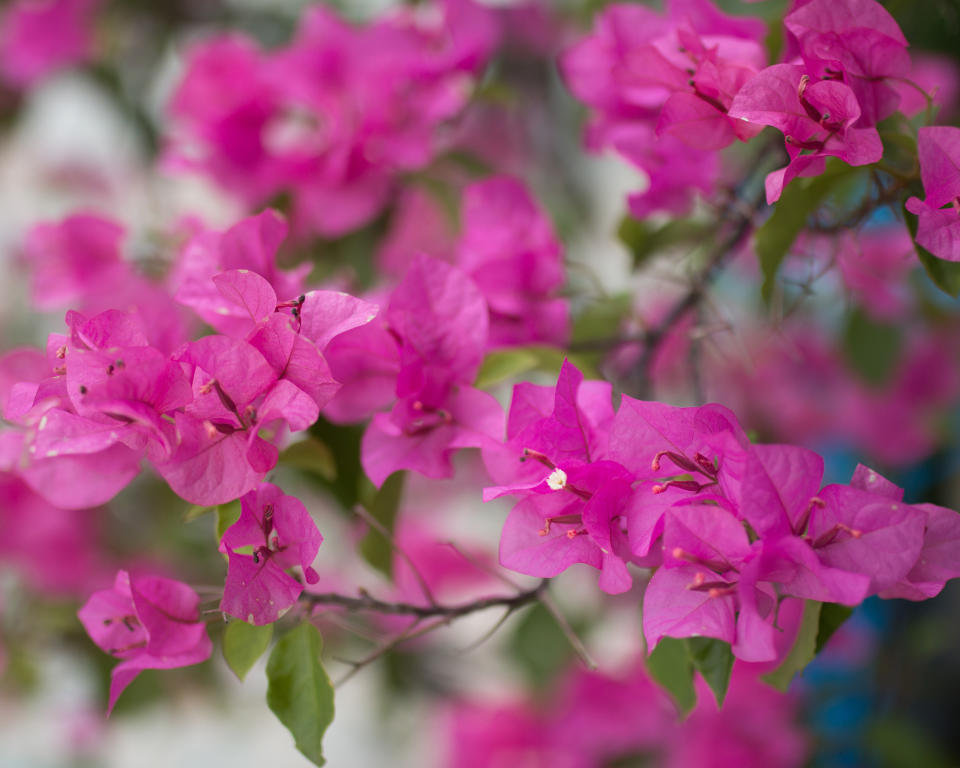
xmin=629 ymin=189 xmax=765 ymax=398
xmin=538 ymin=591 xmax=597 ymax=671
xmin=333 ymin=617 xmax=431 ymax=687
xmin=441 ymin=540 xmax=526 ymax=591
xmin=304 ymin=579 xmax=548 ymax=620
xmin=457 ymin=606 xmax=517 ymax=654
xmin=353 ymin=503 xmax=438 ymax=607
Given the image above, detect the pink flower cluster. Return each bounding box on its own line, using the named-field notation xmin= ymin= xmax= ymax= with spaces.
xmin=0 ymin=210 xmax=376 ymax=508
xmin=442 ymin=662 xmax=807 ymax=768
xmin=907 ymin=126 xmax=960 ymax=262
xmin=485 ymin=361 xmax=960 ymax=662
xmin=561 ymin=0 xmax=934 ymax=206
xmin=166 ymin=0 xmax=498 ymax=238
xmin=78 ymin=571 xmax=211 ymax=713
xmin=0 ymin=0 xmax=101 ymax=88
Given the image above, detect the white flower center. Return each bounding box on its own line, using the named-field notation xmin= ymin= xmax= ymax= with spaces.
xmin=546 ymin=468 xmax=568 ymax=491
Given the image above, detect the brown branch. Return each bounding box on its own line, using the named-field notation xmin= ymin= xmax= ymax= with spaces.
xmin=312 ymin=579 xmax=553 ymax=687
xmin=806 ymin=175 xmax=913 ymax=235
xmin=628 ymin=189 xmax=765 ymax=398
xmin=304 ymin=579 xmax=549 ymax=620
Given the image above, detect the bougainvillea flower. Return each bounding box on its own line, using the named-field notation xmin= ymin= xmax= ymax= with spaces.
xmin=0 ymin=0 xmax=101 ymax=88
xmin=486 ymin=362 xmax=639 ymax=593
xmin=727 ymin=64 xmax=883 ymax=202
xmin=219 ymin=483 xmax=322 ymax=624
xmin=360 ymin=255 xmax=503 ymax=486
xmin=78 ymin=571 xmax=212 ymax=713
xmin=784 ymin=0 xmax=910 ymax=126
xmin=155 ymin=335 xmax=317 ymax=504
xmin=906 ymin=126 xmax=960 ymax=262
xmin=22 ymin=216 xmax=189 ymax=353
xmin=172 ymin=210 xmax=310 ymax=336
xmin=23 ymin=214 xmax=126 ymax=312
xmin=457 ymin=176 xmax=570 ymax=347
xmin=166 ymin=2 xmax=495 ymax=238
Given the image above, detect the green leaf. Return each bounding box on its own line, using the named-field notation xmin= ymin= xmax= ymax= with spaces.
xmin=307 ymin=416 xmax=368 ymax=511
xmin=685 ymin=637 xmax=734 ymax=707
xmin=280 ymin=438 xmax=336 ymax=482
xmin=572 ymin=293 xmax=633 ymax=346
xmin=266 ymin=623 xmax=335 ymax=767
xmin=223 ymin=620 xmax=273 ymax=681
xmin=359 ymin=471 xmax=406 ymax=579
xmin=842 ymin=307 xmax=901 ymax=387
xmin=646 ymin=637 xmax=696 ymax=715
xmin=183 ymin=504 xmax=214 ymax=522
xmin=509 ymin=604 xmax=575 ymax=693
xmin=215 ymin=499 xmax=243 ymax=542
xmin=754 ymin=163 xmax=858 ymax=301
xmin=904 ymin=202 xmax=960 ymax=297
xmin=762 ymin=600 xmax=823 ymax=691
xmin=815 ymin=602 xmax=855 ymax=655
xmin=867 ymin=718 xmax=952 ymax=768
xmin=475 ymin=347 xmax=542 ymax=389
xmin=617 ymin=216 xmax=711 ymax=269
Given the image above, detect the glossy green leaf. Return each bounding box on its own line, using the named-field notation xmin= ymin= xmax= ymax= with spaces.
xmin=223 ymin=620 xmax=273 ymax=681
xmin=280 ymin=438 xmax=336 ymax=482
xmin=307 ymin=416 xmax=368 ymax=511
xmin=755 ymin=163 xmax=858 ymax=301
xmin=685 ymin=637 xmax=734 ymax=707
xmin=509 ymin=604 xmax=575 ymax=693
xmin=762 ymin=600 xmax=822 ymax=691
xmin=815 ymin=602 xmax=855 ymax=655
xmin=215 ymin=499 xmax=242 ymax=542
xmin=646 ymin=637 xmax=696 ymax=715
xmin=617 ymin=216 xmax=711 ymax=269
xmin=475 ymin=347 xmax=542 ymax=389
xmin=266 ymin=623 xmax=335 ymax=767
xmin=183 ymin=504 xmax=214 ymax=522
xmin=572 ymin=293 xmax=633 ymax=346
xmin=842 ymin=308 xmax=901 ymax=387
xmin=359 ymin=471 xmax=406 ymax=579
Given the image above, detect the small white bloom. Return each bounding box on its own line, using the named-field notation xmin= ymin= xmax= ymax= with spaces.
xmin=546 ymin=468 xmax=568 ymax=491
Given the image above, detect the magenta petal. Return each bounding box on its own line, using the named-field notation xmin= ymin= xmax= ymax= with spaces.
xmin=249 ymin=314 xmax=340 ymax=410
xmin=732 ymin=559 xmax=777 ymax=663
xmin=663 ymin=504 xmax=752 ymax=571
xmin=107 ymin=663 xmax=144 ymax=715
xmin=642 ymin=566 xmax=736 ymax=650
xmin=220 ymin=551 xmax=303 ymax=625
xmin=155 ymin=413 xmax=263 ymax=505
xmin=813 ymin=485 xmax=927 ymax=593
xmin=129 ymin=574 xmax=206 ymax=657
xmin=759 ymin=537 xmax=869 ymax=605
xmin=913 ymin=207 xmax=960 ymax=262
xmin=177 ymin=335 xmax=276 ymax=409
xmin=499 ymin=494 xmax=602 ymax=578
xmin=212 ymin=268 xmax=278 ymax=326
xmin=77 ymin=576 xmax=143 ymax=656
xmin=21 ymin=441 xmax=141 ymax=510
xmin=581 ymin=476 xmax=632 ymax=555
xmin=915 ymin=126 xmax=960 ymax=210
xmin=741 ymin=444 xmax=823 ymax=538
xmin=257 ymin=379 xmax=319 ymax=433
xmin=850 ymin=464 xmax=903 ymax=500
xmin=387 ymin=254 xmax=488 ymax=382
xmin=598 ymin=550 xmax=632 ymax=595
xmin=361 ymin=413 xmax=457 ymax=487
xmin=656 ymin=91 xmax=736 ymax=150
xmin=298 ymin=291 xmax=380 ymax=351
xmin=881 ymin=504 xmax=960 ymax=600
xmin=625 ymin=481 xmax=686 ymax=557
